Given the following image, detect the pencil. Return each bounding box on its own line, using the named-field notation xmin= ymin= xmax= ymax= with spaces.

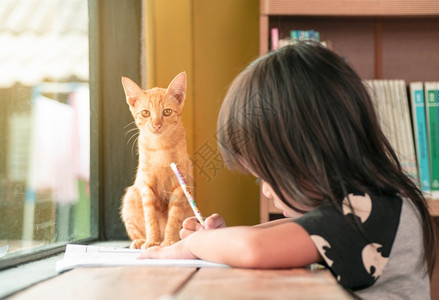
xmin=170 ymin=162 xmax=205 ymax=225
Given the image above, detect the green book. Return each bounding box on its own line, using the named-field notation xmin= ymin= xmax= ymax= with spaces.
xmin=410 ymin=82 xmax=431 ymax=192
xmin=425 ymin=82 xmax=439 ymax=197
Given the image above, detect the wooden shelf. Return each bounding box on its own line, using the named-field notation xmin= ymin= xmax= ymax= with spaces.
xmin=429 ymin=200 xmax=439 ymax=217
xmin=261 ymin=0 xmax=439 ymax=17
xmin=259 ymin=1 xmax=439 ymax=79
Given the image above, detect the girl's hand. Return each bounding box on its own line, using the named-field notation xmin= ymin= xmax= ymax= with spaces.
xmin=138 ymin=239 xmax=196 ymax=260
xmin=179 ymin=213 xmax=226 ymax=239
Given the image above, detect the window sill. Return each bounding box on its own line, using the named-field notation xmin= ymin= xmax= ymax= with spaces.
xmin=0 ymin=241 xmax=129 ymax=299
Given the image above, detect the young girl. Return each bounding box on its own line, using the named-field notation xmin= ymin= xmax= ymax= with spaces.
xmin=140 ymin=42 xmax=437 ymax=298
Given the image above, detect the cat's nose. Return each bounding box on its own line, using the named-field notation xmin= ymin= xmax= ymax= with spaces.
xmin=152 ymin=124 xmax=162 ymax=129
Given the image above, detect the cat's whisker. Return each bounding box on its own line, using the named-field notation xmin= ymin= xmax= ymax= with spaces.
xmin=124 ymin=127 xmax=139 ymax=137
xmin=125 ymin=125 xmax=137 ymax=132
xmin=131 ymin=135 xmax=139 ymax=157
xmin=126 ymin=131 xmax=139 ymax=146
xmin=124 ymin=121 xmax=136 ymax=129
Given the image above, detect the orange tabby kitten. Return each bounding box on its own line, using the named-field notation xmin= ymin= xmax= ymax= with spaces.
xmin=121 ymin=72 xmax=193 ymax=249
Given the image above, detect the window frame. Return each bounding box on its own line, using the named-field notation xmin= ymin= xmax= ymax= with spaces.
xmin=0 ymin=0 xmax=142 ymax=270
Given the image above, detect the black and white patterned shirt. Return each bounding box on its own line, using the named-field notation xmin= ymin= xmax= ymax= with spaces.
xmin=294 ymin=193 xmax=430 ymax=298
xmin=294 ymin=192 xmax=404 ymax=290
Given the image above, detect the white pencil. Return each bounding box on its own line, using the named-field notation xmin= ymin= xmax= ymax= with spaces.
xmin=170 ymin=162 xmax=205 ymax=225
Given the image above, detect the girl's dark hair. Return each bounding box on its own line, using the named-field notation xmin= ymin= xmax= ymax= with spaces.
xmin=217 ymin=42 xmax=437 ymax=275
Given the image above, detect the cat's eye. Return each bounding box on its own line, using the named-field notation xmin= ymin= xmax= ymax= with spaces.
xmin=141 ymin=110 xmax=150 ymax=118
xmin=163 ymin=109 xmax=172 ymax=116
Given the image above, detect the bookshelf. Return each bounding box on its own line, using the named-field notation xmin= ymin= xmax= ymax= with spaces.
xmin=259 ymin=0 xmax=439 ymax=222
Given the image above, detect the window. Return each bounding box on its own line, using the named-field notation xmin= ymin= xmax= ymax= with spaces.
xmin=0 ymin=0 xmax=142 ymax=271
xmin=0 ymin=0 xmax=94 ymax=264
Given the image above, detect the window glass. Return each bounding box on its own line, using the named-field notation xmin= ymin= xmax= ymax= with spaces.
xmin=0 ymin=0 xmax=90 ymax=258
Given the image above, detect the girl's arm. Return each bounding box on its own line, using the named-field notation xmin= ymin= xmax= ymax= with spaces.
xmin=180 ymin=214 xmax=295 ymax=239
xmin=254 ymin=217 xmax=296 ymax=228
xmin=140 ymin=221 xmax=321 ymax=269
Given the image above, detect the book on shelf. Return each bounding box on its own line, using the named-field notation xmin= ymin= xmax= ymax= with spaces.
xmin=409 ymin=82 xmax=431 ymax=193
xmin=270 ymin=28 xmax=326 ymax=50
xmin=364 ymin=79 xmax=419 ymax=189
xmin=365 ymin=79 xmax=439 ymax=200
xmin=271 ymin=28 xmax=279 ymax=50
xmin=290 ymin=29 xmax=319 ymax=42
xmin=425 ymin=82 xmax=439 ymax=198
xmin=395 ymin=80 xmax=418 ymax=182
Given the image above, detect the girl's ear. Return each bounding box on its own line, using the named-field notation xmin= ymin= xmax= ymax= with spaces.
xmin=166 ymin=72 xmax=187 ymax=105
xmin=121 ymin=76 xmax=143 ymax=108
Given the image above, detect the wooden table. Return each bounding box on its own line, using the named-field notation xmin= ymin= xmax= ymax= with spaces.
xmin=7 ymin=266 xmax=351 ymax=299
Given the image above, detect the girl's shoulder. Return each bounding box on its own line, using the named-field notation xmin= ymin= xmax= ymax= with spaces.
xmin=296 ymin=191 xmax=403 ymax=237
xmin=293 ymin=192 xmax=403 ymax=291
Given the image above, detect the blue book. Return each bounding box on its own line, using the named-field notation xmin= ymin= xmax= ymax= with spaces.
xmin=410 ymin=82 xmax=431 ymax=192
xmin=308 ymin=30 xmax=315 ymax=41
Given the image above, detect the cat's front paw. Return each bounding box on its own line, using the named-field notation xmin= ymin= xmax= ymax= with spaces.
xmin=141 ymin=241 xmax=161 ymax=249
xmin=130 ymin=239 xmax=146 ymax=249
xmin=160 ymin=239 xmax=178 ymax=247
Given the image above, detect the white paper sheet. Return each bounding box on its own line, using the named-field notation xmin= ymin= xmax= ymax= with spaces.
xmin=56 ymin=244 xmax=228 ymax=273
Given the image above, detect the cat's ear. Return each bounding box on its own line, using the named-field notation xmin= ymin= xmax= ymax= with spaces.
xmin=166 ymin=72 xmax=186 ymax=105
xmin=121 ymin=77 xmax=143 ymax=108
